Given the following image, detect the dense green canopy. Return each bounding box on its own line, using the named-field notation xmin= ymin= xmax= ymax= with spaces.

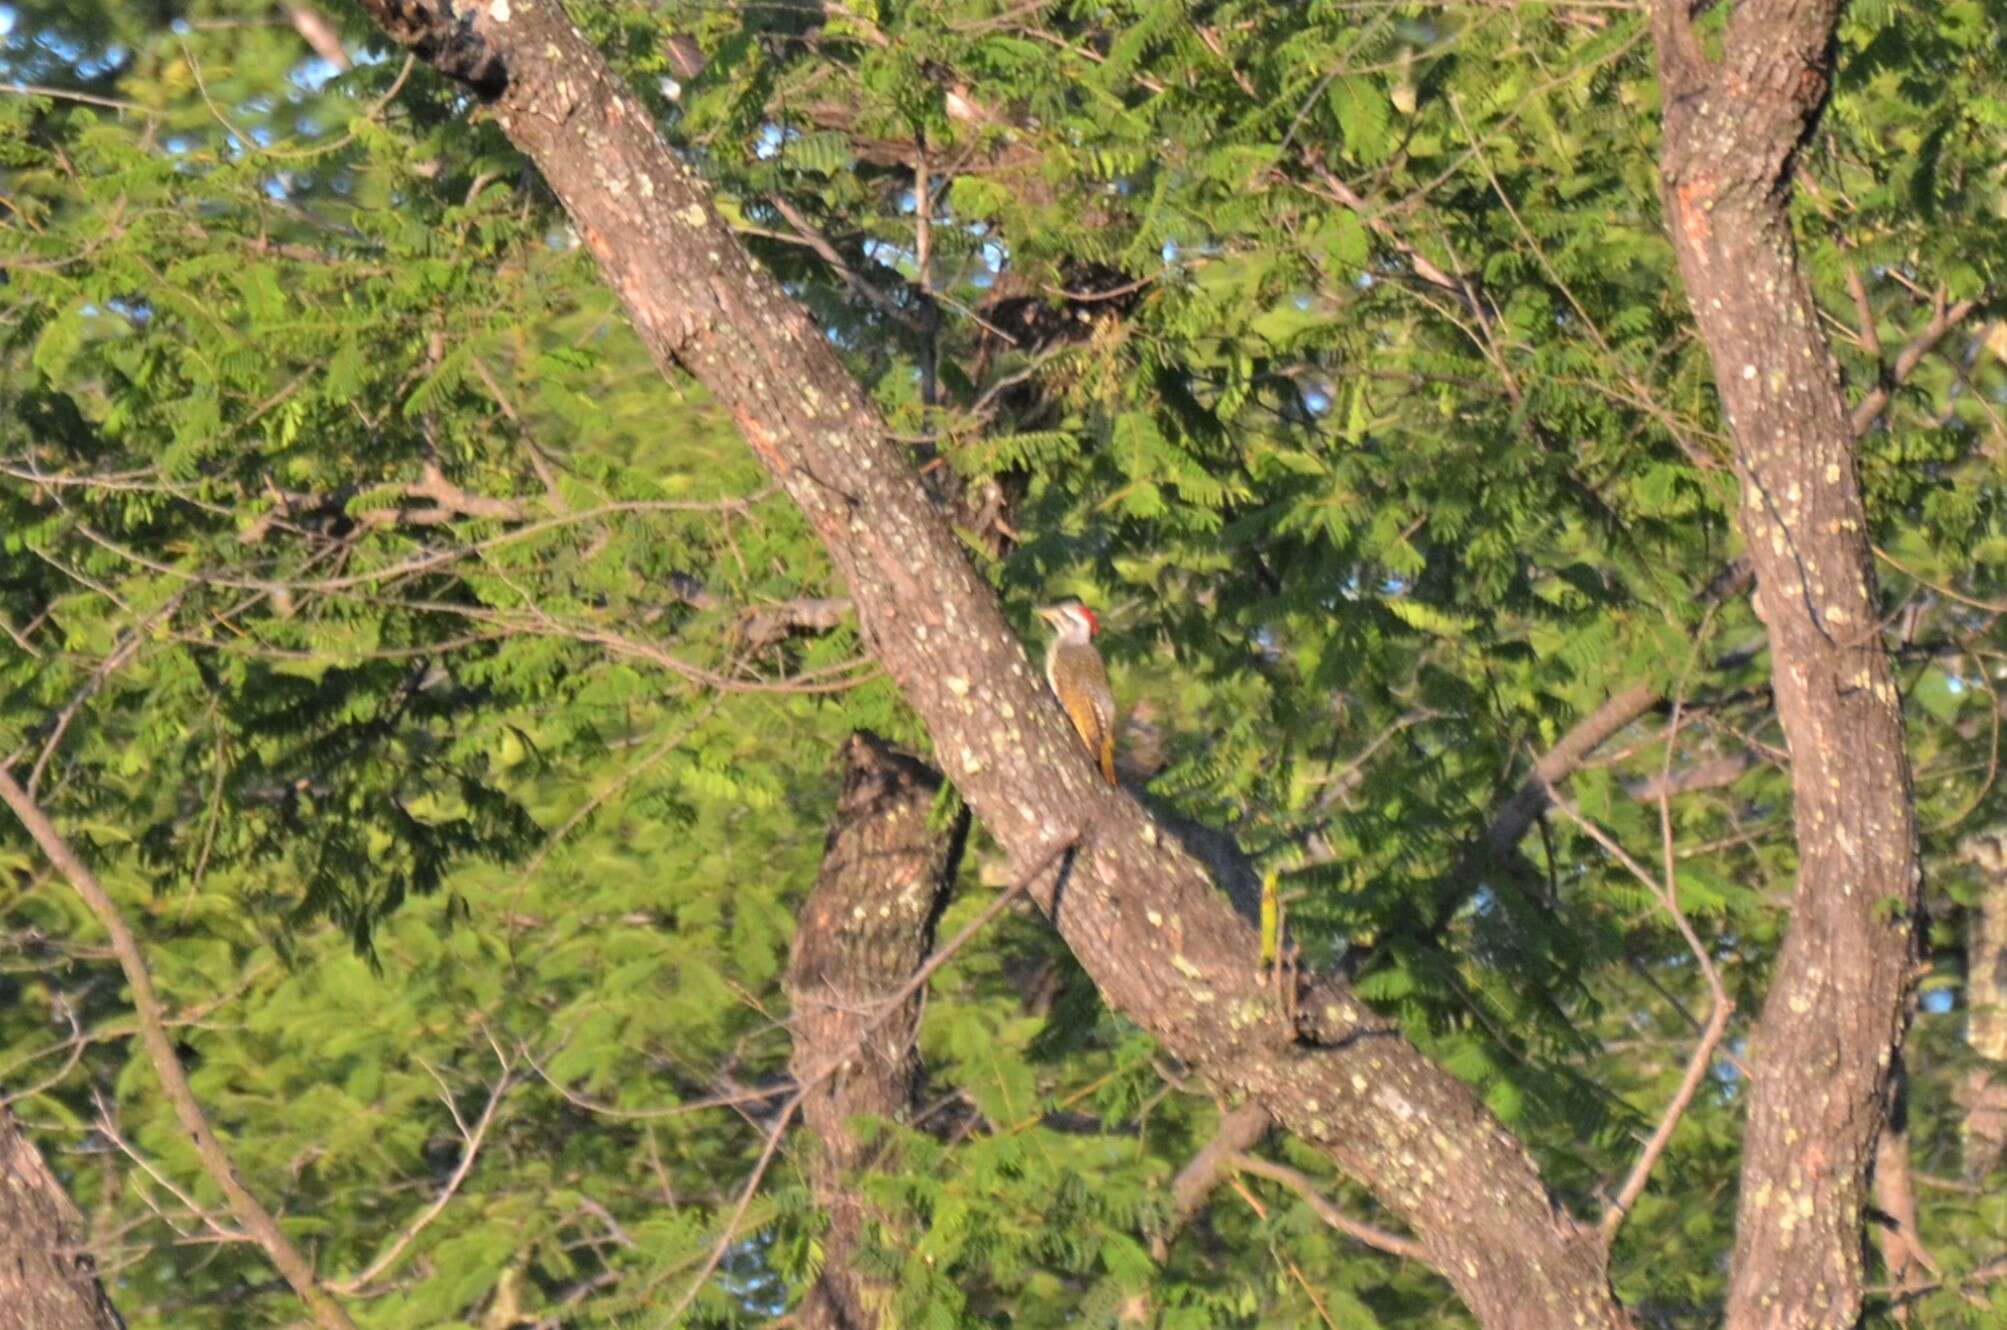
xmin=2 ymin=2 xmax=2003 ymax=1327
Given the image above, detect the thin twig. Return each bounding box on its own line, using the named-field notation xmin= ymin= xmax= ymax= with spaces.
xmin=30 ymin=591 xmax=189 ymax=797
xmin=1 ymin=82 xmax=151 ymax=114
xmin=92 ymin=1098 xmax=240 ymax=1242
xmin=1550 ymin=787 xmax=1734 ymax=1246
xmin=1849 ymin=290 xmax=1982 ymax=437
xmin=1229 ymin=1153 xmax=1431 ymax=1265
xmin=328 ymin=1044 xmax=513 ymax=1295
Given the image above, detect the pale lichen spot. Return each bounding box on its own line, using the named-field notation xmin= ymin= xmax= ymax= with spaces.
xmin=677 ymin=203 xmax=707 ymax=227
xmin=945 ymin=676 xmax=971 ymax=697
xmin=1146 ymin=908 xmax=1164 ymax=927
xmin=1741 ymin=364 xmax=1756 ymax=380
xmin=489 ymin=0 xmax=512 ymax=20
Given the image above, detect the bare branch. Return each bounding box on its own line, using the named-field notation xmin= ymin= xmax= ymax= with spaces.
xmin=350 ymin=7 xmax=1640 ymax=1324
xmin=0 ymin=1104 xmax=126 ymax=1329
xmin=1150 ymin=1102 xmax=1271 ymax=1260
xmin=287 ymin=6 xmax=349 ymax=70
xmin=1552 ymin=793 xmax=1732 ymax=1244
xmin=1652 ymin=0 xmax=1926 ymax=1320
xmin=328 ymin=1045 xmax=513 ymax=1296
xmin=0 ymin=767 xmax=358 ymax=1330
xmin=29 ymin=591 xmax=188 ymax=798
xmin=1850 ymin=292 xmax=1982 ymax=438
xmin=788 ymin=734 xmax=969 ymax=1330
xmin=1229 ymin=1154 xmax=1430 ymax=1266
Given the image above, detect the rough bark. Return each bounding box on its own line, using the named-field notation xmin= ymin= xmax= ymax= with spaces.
xmin=1651 ymin=5 xmax=1924 ymax=1330
xmin=353 ymin=5 xmax=1631 ymax=1327
xmin=0 ymin=1106 xmax=125 ymax=1330
xmin=785 ymin=734 xmax=967 ymax=1330
xmin=1957 ymin=829 xmax=2007 ymax=1179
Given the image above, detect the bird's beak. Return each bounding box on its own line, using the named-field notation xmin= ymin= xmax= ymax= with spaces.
xmin=1035 ymin=605 xmax=1061 ymax=625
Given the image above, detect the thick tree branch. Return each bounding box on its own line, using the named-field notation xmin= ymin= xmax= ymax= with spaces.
xmin=1651 ymin=4 xmax=1925 ymax=1328
xmin=352 ymin=6 xmax=1632 ymax=1327
xmin=669 ymin=831 xmax=1068 ymax=1329
xmin=1871 ymin=1062 xmax=1936 ymax=1322
xmin=0 ymin=767 xmax=358 ymax=1330
xmin=1957 ymin=829 xmax=2007 ymax=1178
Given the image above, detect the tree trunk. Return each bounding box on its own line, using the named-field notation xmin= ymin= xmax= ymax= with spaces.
xmin=786 ymin=734 xmax=967 ymax=1330
xmin=353 ymin=6 xmax=1632 ymax=1327
xmin=0 ymin=1106 xmax=125 ymax=1330
xmin=1650 ymin=5 xmax=1924 ymax=1330
xmin=1957 ymin=830 xmax=2007 ymax=1179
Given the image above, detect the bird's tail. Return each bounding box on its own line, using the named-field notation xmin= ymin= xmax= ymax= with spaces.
xmin=1099 ymin=731 xmax=1117 ymax=787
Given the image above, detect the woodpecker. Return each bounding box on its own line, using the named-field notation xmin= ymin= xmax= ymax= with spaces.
xmin=1036 ymin=602 xmax=1117 ymax=786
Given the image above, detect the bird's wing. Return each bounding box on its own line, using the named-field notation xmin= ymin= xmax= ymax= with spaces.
xmin=1059 ymin=686 xmax=1108 ymax=768
xmin=1070 ymin=654 xmax=1118 ymax=787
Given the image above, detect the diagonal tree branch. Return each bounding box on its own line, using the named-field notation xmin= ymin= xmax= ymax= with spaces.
xmin=1157 ymin=1101 xmax=1272 ymax=1258
xmin=326 ymin=1042 xmax=513 ymax=1297
xmin=0 ymin=765 xmax=359 ymax=1330
xmin=1849 ymin=292 xmax=1982 ymax=438
xmin=1228 ymin=1152 xmax=1430 ymax=1266
xmin=351 ymin=5 xmax=1633 ymax=1327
